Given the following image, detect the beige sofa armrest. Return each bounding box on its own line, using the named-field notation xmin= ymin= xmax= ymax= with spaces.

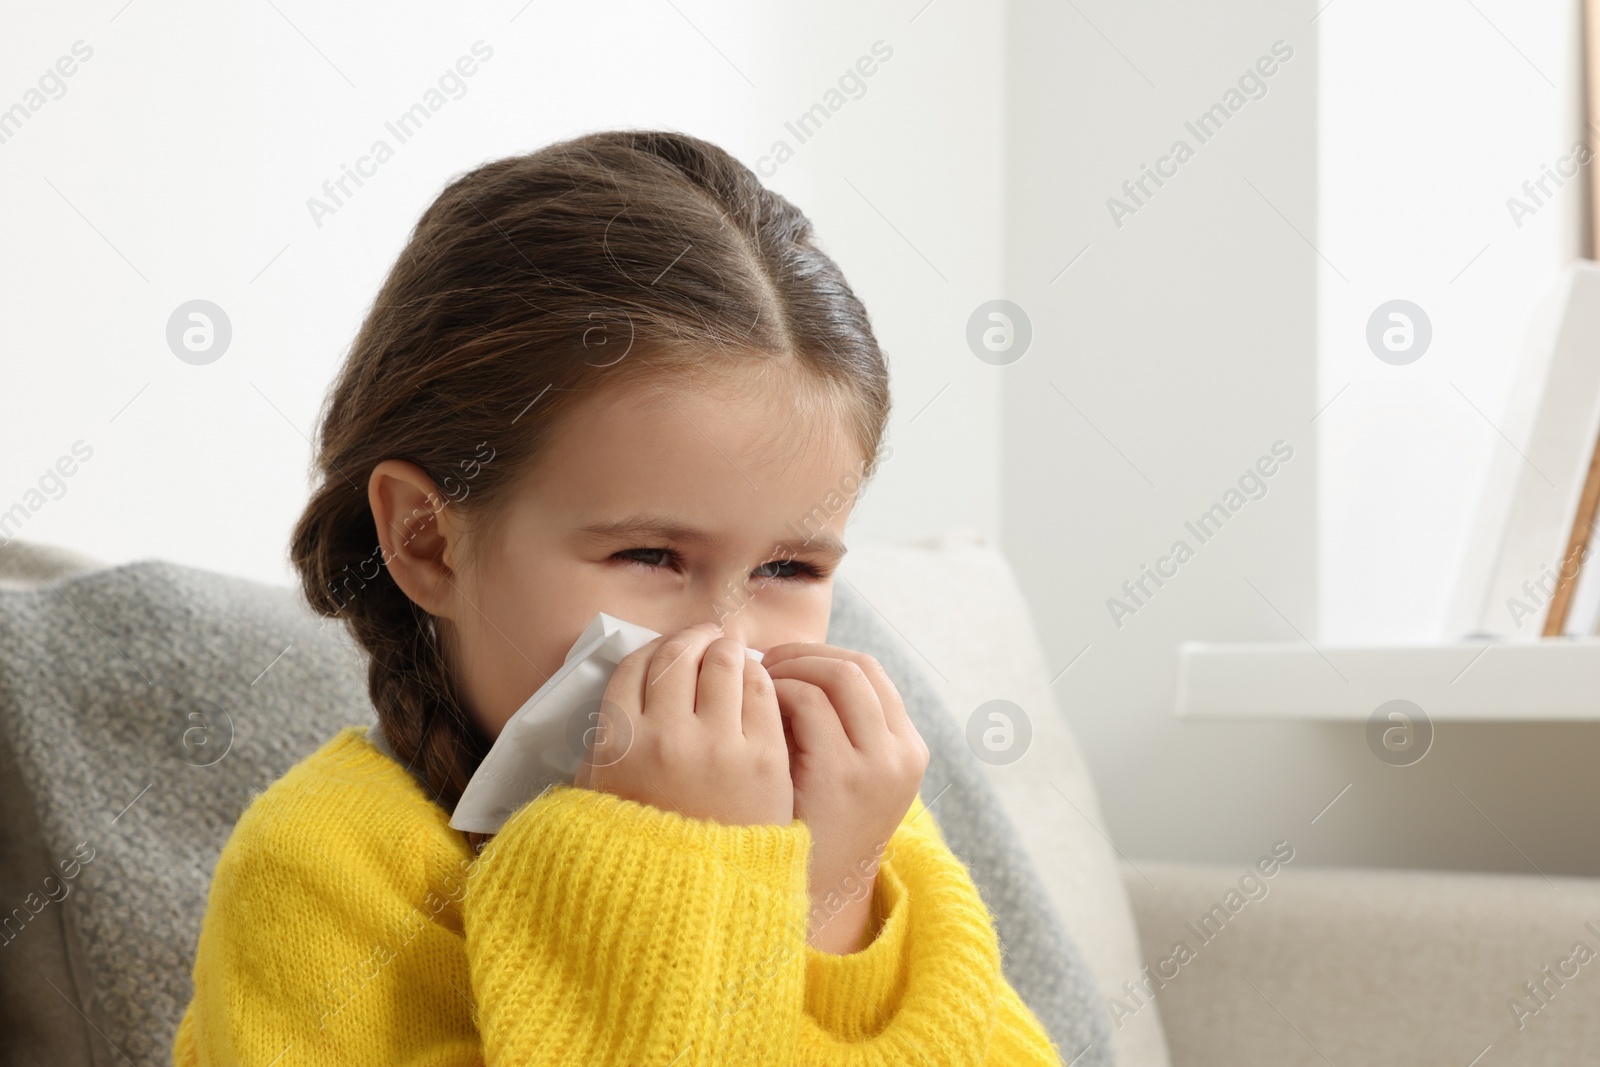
xmin=1122 ymin=860 xmax=1600 ymax=1066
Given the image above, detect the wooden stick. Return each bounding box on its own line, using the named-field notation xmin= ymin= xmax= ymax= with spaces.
xmin=1543 ymin=428 xmax=1600 ymax=633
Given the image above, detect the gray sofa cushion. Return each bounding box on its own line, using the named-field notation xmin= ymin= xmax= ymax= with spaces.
xmin=0 ymin=547 xmax=1108 ymax=1065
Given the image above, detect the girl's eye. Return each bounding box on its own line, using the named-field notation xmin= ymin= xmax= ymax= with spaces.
xmin=752 ymin=558 xmax=823 ymax=582
xmin=613 ymin=547 xmax=679 ymax=571
xmin=611 ymin=549 xmax=825 ymax=583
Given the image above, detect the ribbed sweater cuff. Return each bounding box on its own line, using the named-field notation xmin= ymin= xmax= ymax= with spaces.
xmin=796 ymin=798 xmax=1006 ymax=1058
xmin=803 ymin=851 xmax=910 ymax=1038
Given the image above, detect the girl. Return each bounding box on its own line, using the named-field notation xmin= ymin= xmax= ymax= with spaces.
xmin=174 ymin=129 xmax=1063 ymax=1065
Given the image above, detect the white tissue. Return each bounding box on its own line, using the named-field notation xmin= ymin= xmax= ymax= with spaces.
xmin=449 ymin=611 xmax=764 ymax=834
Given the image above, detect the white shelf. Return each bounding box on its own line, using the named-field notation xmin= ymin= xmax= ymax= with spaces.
xmin=1176 ymin=639 xmax=1600 ymax=720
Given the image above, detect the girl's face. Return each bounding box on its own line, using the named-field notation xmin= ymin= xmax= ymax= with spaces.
xmin=374 ymin=363 xmax=868 ymax=741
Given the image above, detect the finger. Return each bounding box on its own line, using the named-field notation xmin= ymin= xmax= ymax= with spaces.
xmin=764 ymin=655 xmax=888 ymax=752
xmin=772 ymin=677 xmax=849 ymax=757
xmin=695 ymin=635 xmax=748 ymax=731
xmin=764 ymin=643 xmax=912 ymax=740
xmin=782 ymin=707 xmax=797 ymax=763
xmin=759 ymin=641 xmax=819 ymax=668
xmin=644 ymin=622 xmax=723 ymax=720
xmin=602 ymin=634 xmax=670 ymax=716
xmin=741 ymin=660 xmax=786 ymax=748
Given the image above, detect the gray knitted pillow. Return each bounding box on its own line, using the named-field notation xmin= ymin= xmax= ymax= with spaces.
xmin=0 ymin=553 xmax=1108 ymax=1066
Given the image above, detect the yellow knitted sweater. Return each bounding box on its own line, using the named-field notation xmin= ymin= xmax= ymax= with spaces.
xmin=173 ymin=726 xmax=1064 ymax=1065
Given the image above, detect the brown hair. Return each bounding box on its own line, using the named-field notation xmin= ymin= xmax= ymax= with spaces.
xmin=288 ymin=129 xmax=891 ymax=826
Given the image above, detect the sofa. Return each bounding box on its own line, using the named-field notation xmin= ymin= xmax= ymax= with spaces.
xmin=2 ymin=531 xmax=1597 ymax=1066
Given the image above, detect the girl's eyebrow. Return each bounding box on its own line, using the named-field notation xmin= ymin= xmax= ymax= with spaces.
xmin=576 ymin=515 xmax=847 ymax=561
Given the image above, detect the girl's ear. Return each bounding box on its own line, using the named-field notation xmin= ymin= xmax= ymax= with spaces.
xmin=368 ymin=458 xmax=464 ymax=620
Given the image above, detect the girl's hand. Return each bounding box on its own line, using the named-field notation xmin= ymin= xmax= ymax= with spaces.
xmin=761 ymin=643 xmax=930 ymax=953
xmin=575 ymin=622 xmax=793 ymax=828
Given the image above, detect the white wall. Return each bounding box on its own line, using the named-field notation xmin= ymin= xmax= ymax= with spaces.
xmin=0 ymin=0 xmax=1003 ymax=583
xmin=1004 ymin=0 xmax=1600 ymax=878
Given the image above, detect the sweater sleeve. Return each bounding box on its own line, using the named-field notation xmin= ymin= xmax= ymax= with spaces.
xmin=459 ymin=781 xmax=816 ymax=1064
xmin=172 ymin=761 xmax=485 ymax=1067
xmin=797 ymin=792 xmax=1067 ymax=1065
